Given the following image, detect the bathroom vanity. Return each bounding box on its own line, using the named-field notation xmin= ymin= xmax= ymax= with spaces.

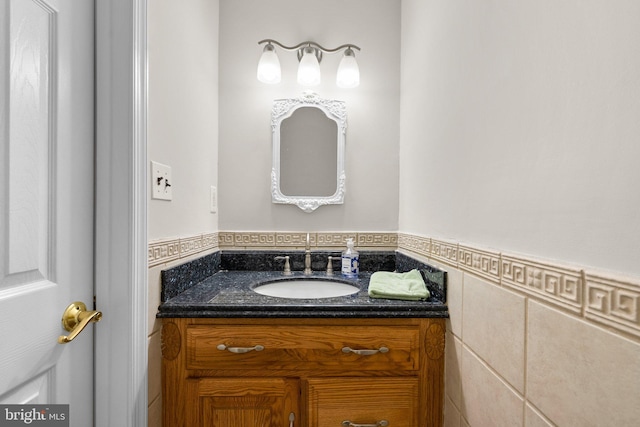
xmin=158 ymin=251 xmax=448 ymax=427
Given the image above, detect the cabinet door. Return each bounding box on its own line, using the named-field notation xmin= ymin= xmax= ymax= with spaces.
xmin=189 ymin=377 xmax=299 ymax=427
xmin=306 ymin=377 xmax=419 ymax=427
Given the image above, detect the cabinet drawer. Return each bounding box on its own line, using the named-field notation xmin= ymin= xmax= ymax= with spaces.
xmin=186 ymin=325 xmax=419 ymax=371
xmin=306 ymin=377 xmax=419 ymax=427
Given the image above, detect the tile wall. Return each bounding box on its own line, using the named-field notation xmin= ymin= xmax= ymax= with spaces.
xmin=397 ymin=233 xmax=640 ymax=426
xmin=147 ymin=233 xmax=219 ymax=425
xmin=148 ymin=231 xmax=640 ymax=426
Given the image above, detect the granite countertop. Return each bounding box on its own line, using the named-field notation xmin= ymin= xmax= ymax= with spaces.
xmin=157 ymin=251 xmax=449 ymax=318
xmin=157 ymin=251 xmax=449 ymax=319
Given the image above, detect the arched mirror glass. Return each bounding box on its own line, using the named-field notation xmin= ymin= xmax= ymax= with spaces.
xmin=271 ymin=93 xmax=346 ymax=212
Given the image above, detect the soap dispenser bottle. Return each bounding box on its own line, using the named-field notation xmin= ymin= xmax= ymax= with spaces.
xmin=341 ymin=238 xmax=359 ymax=278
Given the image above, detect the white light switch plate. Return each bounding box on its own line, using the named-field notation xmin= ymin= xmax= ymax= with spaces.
xmin=151 ymin=161 xmax=172 ymax=201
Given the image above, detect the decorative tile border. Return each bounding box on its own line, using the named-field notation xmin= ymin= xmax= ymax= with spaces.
xmin=148 ymin=233 xmax=218 ymax=268
xmin=501 ymin=254 xmax=583 ymax=314
xmin=218 ymin=231 xmax=235 ymax=247
xmin=458 ymin=245 xmax=501 ymax=284
xmin=232 ymin=232 xmax=276 ymax=247
xmin=275 ymin=232 xmax=311 ymax=247
xmin=179 ymin=235 xmax=205 ymax=259
xmin=398 ymin=233 xmax=430 ymax=255
xmin=217 ymin=231 xmax=396 ymax=250
xmin=149 ymin=230 xmax=640 ymax=340
xmin=396 ymin=233 xmax=640 ymax=340
xmin=317 ymin=232 xmax=357 ymax=247
xmin=150 ymin=232 xmax=396 ymax=266
xmin=430 ymin=238 xmax=459 ymax=266
xmin=584 ymin=273 xmax=640 ymax=337
xmin=356 ymin=232 xmax=398 ymax=248
xmin=148 ymin=238 xmax=180 ymax=267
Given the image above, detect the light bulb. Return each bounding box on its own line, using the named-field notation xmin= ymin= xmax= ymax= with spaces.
xmin=297 ymin=47 xmax=321 ymax=86
xmin=257 ymin=44 xmax=281 ymax=84
xmin=336 ymin=48 xmax=360 ymax=88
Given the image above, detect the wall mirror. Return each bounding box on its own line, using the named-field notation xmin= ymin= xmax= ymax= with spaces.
xmin=271 ymin=92 xmax=346 ymax=212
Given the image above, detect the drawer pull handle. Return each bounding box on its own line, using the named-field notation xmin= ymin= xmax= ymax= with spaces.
xmin=342 ymin=420 xmax=389 ymax=427
xmin=216 ymin=344 xmax=264 ymax=353
xmin=341 ymin=346 xmax=389 ymax=356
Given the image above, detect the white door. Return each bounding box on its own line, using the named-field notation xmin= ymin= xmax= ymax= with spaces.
xmin=0 ymin=0 xmax=95 ymax=425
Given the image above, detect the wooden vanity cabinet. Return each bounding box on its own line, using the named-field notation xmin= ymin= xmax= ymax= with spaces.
xmin=187 ymin=377 xmax=299 ymax=426
xmin=305 ymin=377 xmax=419 ymax=427
xmin=162 ymin=317 xmax=445 ymax=427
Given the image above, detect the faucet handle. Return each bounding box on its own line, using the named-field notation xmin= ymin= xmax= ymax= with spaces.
xmin=326 ymin=255 xmax=337 ymax=276
xmin=275 ymin=256 xmax=292 ymax=275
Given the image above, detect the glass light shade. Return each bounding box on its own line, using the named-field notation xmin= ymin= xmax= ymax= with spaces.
xmin=257 ymin=44 xmax=281 ymax=84
xmin=336 ymin=48 xmax=360 ymax=88
xmin=297 ymin=47 xmax=321 ymax=86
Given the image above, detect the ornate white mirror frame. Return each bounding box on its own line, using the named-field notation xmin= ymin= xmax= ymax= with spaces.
xmin=271 ymin=92 xmax=347 ymax=212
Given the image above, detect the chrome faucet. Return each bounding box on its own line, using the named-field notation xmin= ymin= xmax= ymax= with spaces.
xmin=274 ymin=255 xmax=291 ymax=275
xmin=304 ymin=233 xmax=312 ymax=275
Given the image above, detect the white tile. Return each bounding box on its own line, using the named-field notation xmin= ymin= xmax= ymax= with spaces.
xmin=445 ymin=332 xmax=462 ymax=408
xmin=527 ymin=300 xmax=640 ymax=426
xmin=444 ymin=395 xmax=461 ymax=427
xmin=524 ymin=404 xmax=553 ymax=427
xmin=148 ymin=393 xmax=162 ymax=427
xmin=148 ymin=332 xmax=162 ymax=404
xmin=445 ymin=267 xmax=463 ymax=338
xmin=462 ymin=274 xmax=526 ymax=392
xmin=461 ymin=346 xmax=524 ymax=427
xmin=148 ymin=264 xmax=163 ymax=336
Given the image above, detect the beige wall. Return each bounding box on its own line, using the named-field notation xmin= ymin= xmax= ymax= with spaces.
xmin=147 ymin=0 xmax=220 ymax=422
xmin=399 ymin=1 xmax=640 ymax=425
xmin=218 ymin=0 xmax=401 ymax=231
xmin=399 ymin=0 xmax=640 ymax=277
xmin=148 ymin=0 xmax=219 ymax=240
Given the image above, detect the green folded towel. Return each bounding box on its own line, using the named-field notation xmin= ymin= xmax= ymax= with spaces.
xmin=368 ymin=269 xmax=430 ymax=301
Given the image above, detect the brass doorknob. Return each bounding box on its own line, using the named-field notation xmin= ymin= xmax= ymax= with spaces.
xmin=58 ymin=301 xmax=102 ymax=344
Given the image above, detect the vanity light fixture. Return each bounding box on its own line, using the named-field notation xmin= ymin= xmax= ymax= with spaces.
xmin=256 ymin=43 xmax=281 ymax=84
xmin=257 ymin=39 xmax=361 ymax=88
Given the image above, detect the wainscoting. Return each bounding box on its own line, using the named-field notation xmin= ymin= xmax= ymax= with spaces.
xmin=148 ymin=231 xmax=640 ymax=426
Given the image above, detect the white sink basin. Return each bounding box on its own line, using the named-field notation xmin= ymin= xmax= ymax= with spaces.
xmin=253 ymin=279 xmax=360 ymax=299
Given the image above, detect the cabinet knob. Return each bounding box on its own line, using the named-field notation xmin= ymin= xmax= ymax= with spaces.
xmin=341 ymin=346 xmax=389 ymax=356
xmin=342 ymin=420 xmax=389 ymax=427
xmin=216 ymin=344 xmax=265 ymax=353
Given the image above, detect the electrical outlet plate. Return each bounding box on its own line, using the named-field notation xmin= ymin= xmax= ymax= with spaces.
xmin=151 ymin=161 xmax=172 ymax=201
xmin=210 ymin=186 xmax=217 ymax=213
